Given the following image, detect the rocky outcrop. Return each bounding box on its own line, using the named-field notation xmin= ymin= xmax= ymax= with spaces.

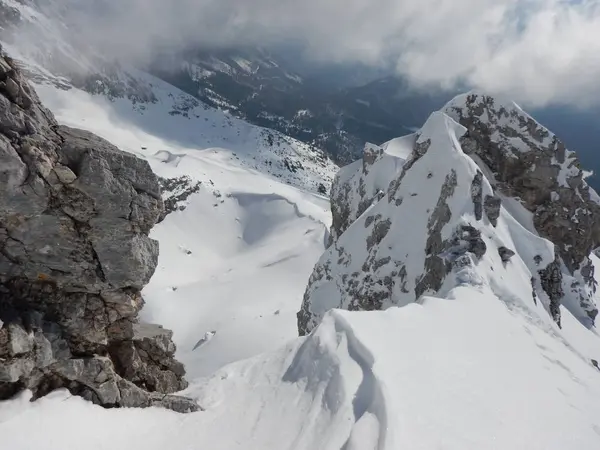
xmin=157 ymin=175 xmax=202 ymax=221
xmin=328 ymin=140 xmax=409 ymax=246
xmin=0 ymin=51 xmax=197 ymax=412
xmin=299 ymin=93 xmax=597 ymax=335
xmin=299 ymin=111 xmax=554 ymax=335
xmin=445 ymin=93 xmax=600 ymax=324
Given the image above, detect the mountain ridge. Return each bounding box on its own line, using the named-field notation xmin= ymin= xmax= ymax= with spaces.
xmin=299 ymin=91 xmax=600 ymax=334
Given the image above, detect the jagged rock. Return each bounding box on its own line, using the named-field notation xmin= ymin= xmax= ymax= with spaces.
xmin=445 ymin=92 xmax=600 ymax=324
xmin=498 ymin=247 xmax=516 ymax=262
xmin=328 ymin=141 xmax=408 ymax=246
xmin=118 ymin=378 xmax=199 ymax=412
xmin=447 ymin=225 xmax=487 ymax=260
xmin=471 ymin=171 xmax=483 ymax=221
xmin=156 ymin=393 xmax=200 ymax=413
xmin=110 ymin=323 xmax=187 ymax=393
xmin=539 ymin=256 xmax=564 ymax=327
xmin=298 ymin=96 xmax=591 ymax=335
xmin=414 ymin=170 xmax=457 ymax=299
xmin=0 ymin=50 xmax=192 ymax=412
xmin=157 ymin=175 xmax=202 ymax=221
xmin=484 ymin=195 xmax=501 ymax=227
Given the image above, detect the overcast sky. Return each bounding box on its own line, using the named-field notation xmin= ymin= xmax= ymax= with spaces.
xmin=51 ymin=0 xmax=600 ymax=107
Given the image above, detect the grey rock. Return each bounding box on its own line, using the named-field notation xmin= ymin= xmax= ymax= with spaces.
xmin=53 ymin=164 xmax=77 ymax=184
xmin=539 ymin=256 xmax=564 ymax=327
xmin=5 ymin=77 xmax=19 ymax=101
xmin=415 ymin=170 xmax=457 ymax=299
xmin=0 ymin=51 xmax=190 ymax=411
xmin=33 ymin=331 xmax=54 ymax=368
xmin=498 ymin=246 xmax=516 ymax=263
xmin=471 ymin=171 xmax=483 ymax=220
xmin=8 ymin=323 xmax=33 ymax=355
xmin=52 ymin=357 xmax=121 ymax=405
xmin=484 ymin=195 xmax=501 ymax=227
xmin=118 ymin=378 xmax=151 ymax=407
xmin=445 ymin=93 xmax=600 ymax=324
xmin=447 ymin=225 xmax=487 ymax=260
xmin=110 ymin=323 xmax=187 ymax=394
xmin=328 ymin=141 xmax=408 ymax=247
xmin=0 ymin=357 xmax=35 ymax=382
xmin=118 ymin=378 xmax=200 ymax=413
xmin=153 ymin=393 xmax=201 ymax=413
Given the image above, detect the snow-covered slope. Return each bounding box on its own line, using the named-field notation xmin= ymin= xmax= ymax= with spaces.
xmin=28 ymin=78 xmax=333 ymax=378
xmin=3 ymin=284 xmax=600 ymax=450
xmin=3 ymin=87 xmax=600 ymax=450
xmin=1 ymin=7 xmax=600 ymax=446
xmin=299 ymin=111 xmax=557 ymax=333
xmin=33 ymin=70 xmax=335 ymax=195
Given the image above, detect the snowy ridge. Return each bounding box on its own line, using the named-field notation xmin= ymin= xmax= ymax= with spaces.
xmin=33 ymin=69 xmax=336 ymax=195
xmin=3 ymin=287 xmax=600 ymax=450
xmin=443 ymin=92 xmax=600 ymax=325
xmin=299 ymin=111 xmax=559 ymax=333
xmin=0 ymin=5 xmax=600 ymax=445
xmin=0 ymin=77 xmax=599 ymax=449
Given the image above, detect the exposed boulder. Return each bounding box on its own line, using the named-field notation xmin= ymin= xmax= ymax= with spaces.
xmin=109 ymin=323 xmax=187 ymax=393
xmin=498 ymin=247 xmax=516 ymax=263
xmin=0 ymin=51 xmax=197 ymax=412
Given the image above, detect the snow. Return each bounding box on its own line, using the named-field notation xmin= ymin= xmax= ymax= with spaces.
xmin=1 ymin=43 xmax=600 ymax=449
xmin=381 ymin=133 xmax=416 ymax=160
xmin=3 ymin=287 xmax=600 ymax=450
xmin=34 ymin=69 xmax=336 ymax=195
xmin=30 ymin=77 xmax=333 ymax=378
xmin=231 ymin=56 xmax=255 ymax=74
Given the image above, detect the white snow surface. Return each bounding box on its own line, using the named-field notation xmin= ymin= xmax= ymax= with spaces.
xmin=1 ymin=68 xmax=600 ymax=449
xmin=3 ymin=288 xmax=600 ymax=450
xmin=31 ymin=78 xmax=334 ymax=378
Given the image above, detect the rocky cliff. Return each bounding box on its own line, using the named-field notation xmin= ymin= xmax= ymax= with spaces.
xmin=298 ymin=93 xmax=600 ymax=335
xmin=0 ymin=51 xmax=197 ymax=412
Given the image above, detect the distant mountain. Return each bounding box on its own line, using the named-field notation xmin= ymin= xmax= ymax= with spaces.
xmin=0 ymin=0 xmax=597 ymax=193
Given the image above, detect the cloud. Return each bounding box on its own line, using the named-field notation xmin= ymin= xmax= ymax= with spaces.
xmin=15 ymin=0 xmax=600 ymax=107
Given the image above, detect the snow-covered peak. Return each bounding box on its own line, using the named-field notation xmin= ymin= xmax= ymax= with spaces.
xmin=300 ymin=92 xmax=600 ymax=334
xmin=444 ymin=91 xmax=556 ymax=154
xmin=299 ymin=106 xmax=558 ymax=334
xmin=442 ymin=92 xmax=600 ymax=324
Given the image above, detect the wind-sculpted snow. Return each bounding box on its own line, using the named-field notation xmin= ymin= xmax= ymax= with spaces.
xmin=4 ymin=291 xmax=600 ymax=450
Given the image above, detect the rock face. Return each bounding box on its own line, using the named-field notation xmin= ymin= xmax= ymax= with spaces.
xmin=444 ymin=93 xmax=600 ymax=325
xmin=328 ymin=139 xmax=412 ymax=246
xmin=298 ymin=94 xmax=600 ymax=335
xmin=0 ymin=51 xmax=197 ymax=412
